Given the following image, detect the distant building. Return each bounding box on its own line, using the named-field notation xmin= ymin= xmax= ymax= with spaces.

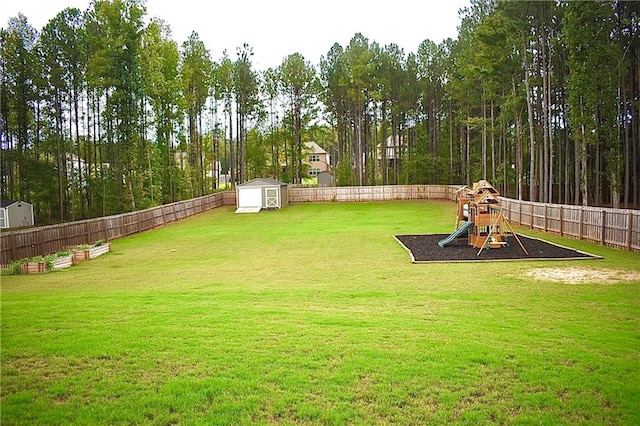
xmin=304 ymin=142 xmax=333 ymax=185
xmin=380 ymin=135 xmax=404 ymax=163
xmin=0 ymin=200 xmax=34 ymax=229
xmin=305 ymin=142 xmax=331 ymax=177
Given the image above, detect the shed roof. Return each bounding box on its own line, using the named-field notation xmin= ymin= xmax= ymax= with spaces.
xmin=237 ymin=178 xmax=287 ymax=187
xmin=0 ymin=200 xmax=29 ymax=208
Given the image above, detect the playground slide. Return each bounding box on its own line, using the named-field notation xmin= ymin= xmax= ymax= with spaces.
xmin=438 ymin=220 xmax=472 ymax=248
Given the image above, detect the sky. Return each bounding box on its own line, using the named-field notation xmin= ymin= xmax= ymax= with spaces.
xmin=1 ymin=0 xmax=470 ymax=70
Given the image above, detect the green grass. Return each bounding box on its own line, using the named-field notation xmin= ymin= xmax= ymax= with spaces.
xmin=1 ymin=200 xmax=639 ymax=425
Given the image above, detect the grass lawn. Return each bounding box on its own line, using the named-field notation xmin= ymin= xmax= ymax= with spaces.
xmin=1 ymin=200 xmax=639 ymax=425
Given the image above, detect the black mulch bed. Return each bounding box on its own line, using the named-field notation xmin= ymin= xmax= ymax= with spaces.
xmin=394 ymin=234 xmax=602 ymax=263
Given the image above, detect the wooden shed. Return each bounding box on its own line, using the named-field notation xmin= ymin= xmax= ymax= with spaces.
xmin=0 ymin=200 xmax=34 ymax=229
xmin=236 ymin=178 xmax=288 ymax=213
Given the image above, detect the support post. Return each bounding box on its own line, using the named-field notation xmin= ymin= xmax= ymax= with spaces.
xmin=627 ymin=212 xmax=633 ymax=251
xmin=518 ymin=200 xmax=522 ymax=225
xmin=579 ymin=206 xmax=583 ymax=239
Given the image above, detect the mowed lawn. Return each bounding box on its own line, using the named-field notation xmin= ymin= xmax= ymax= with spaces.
xmin=1 ymin=200 xmax=639 ymax=425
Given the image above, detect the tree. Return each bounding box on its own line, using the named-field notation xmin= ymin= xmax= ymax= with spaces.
xmin=279 ymin=53 xmax=317 ymax=183
xmin=564 ymin=1 xmax=621 ymax=206
xmin=233 ymin=43 xmax=260 ymax=184
xmin=212 ymin=52 xmax=235 ymax=185
xmin=180 ymin=31 xmax=212 ymax=197
xmin=141 ymin=18 xmax=182 ymax=203
xmin=262 ymin=66 xmax=283 ymax=180
xmin=1 ymin=14 xmax=38 ymax=202
xmin=85 ymin=0 xmax=146 ymax=214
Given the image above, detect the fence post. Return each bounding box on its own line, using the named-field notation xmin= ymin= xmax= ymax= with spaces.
xmin=601 ymin=210 xmax=606 ymax=245
xmin=11 ymin=233 xmax=17 ymax=262
xmin=543 ymin=204 xmax=548 ymax=232
xmin=578 ymin=206 xmax=583 ymax=239
xmin=559 ymin=206 xmax=564 ymax=237
xmin=518 ymin=200 xmax=522 ymax=225
xmin=627 ymin=212 xmax=633 ymax=251
xmin=37 ymin=228 xmax=44 ymax=256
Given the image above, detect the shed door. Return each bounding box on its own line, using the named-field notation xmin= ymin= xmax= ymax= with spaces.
xmin=239 ymin=187 xmax=262 ymax=207
xmin=265 ymin=188 xmax=279 ymax=208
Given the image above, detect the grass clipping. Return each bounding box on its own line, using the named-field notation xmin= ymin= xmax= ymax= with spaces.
xmin=525 ymin=267 xmax=640 ymax=284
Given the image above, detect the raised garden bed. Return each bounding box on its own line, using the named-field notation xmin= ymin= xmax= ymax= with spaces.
xmin=52 ymin=254 xmax=73 ymax=270
xmin=16 ymin=251 xmax=74 ymax=274
xmin=73 ymin=242 xmax=111 ymax=262
xmin=2 ymin=244 xmax=108 ymax=275
xmin=20 ymin=260 xmax=47 ymax=274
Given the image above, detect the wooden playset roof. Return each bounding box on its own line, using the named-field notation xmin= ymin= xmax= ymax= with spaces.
xmin=469 ymin=180 xmax=500 ymax=204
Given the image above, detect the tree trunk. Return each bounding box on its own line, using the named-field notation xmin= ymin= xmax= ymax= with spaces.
xmin=482 ymin=89 xmax=487 ymax=180
xmin=524 ymin=46 xmax=537 ymax=202
xmin=491 ymin=98 xmax=496 ymax=185
xmin=228 ymin=101 xmax=234 ymax=187
xmin=355 ymin=112 xmax=364 ymax=186
xmin=381 ymin=101 xmax=388 ymax=185
xmin=580 ymin=99 xmax=589 ymax=206
xmin=449 ymin=99 xmax=453 ymax=184
xmin=516 ymin=114 xmax=523 ymax=201
xmin=542 ymin=59 xmax=550 ymax=203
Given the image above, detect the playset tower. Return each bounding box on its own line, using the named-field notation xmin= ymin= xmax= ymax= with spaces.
xmin=440 ymin=180 xmax=527 ymax=255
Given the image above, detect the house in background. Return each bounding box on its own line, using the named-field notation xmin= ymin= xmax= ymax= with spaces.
xmin=0 ymin=200 xmax=34 ymax=229
xmin=305 ymin=142 xmax=332 ymax=184
xmin=380 ymin=135 xmax=404 ymax=165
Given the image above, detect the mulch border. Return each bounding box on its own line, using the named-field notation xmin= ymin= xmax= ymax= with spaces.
xmin=393 ymin=234 xmax=603 ymax=264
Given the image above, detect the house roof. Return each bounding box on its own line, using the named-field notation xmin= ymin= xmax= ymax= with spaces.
xmin=305 ymin=141 xmax=327 ymax=154
xmin=237 ymin=178 xmax=288 ymax=187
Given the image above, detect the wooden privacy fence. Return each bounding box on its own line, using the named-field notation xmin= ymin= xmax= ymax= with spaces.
xmin=500 ymin=198 xmax=640 ymax=252
xmin=1 ymin=191 xmax=237 ymax=265
xmin=289 ymin=185 xmax=458 ymax=203
xmin=3 ymin=185 xmax=639 ymax=264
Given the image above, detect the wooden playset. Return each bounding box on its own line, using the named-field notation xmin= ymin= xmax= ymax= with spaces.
xmin=439 ymin=180 xmax=528 ymax=255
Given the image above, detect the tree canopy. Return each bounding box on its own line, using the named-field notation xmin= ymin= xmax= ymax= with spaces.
xmin=1 ymin=0 xmax=638 ymax=224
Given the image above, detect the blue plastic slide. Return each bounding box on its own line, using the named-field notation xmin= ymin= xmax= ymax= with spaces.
xmin=437 ymin=220 xmax=472 ymax=248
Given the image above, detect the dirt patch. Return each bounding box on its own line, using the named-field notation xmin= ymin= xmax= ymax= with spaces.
xmin=524 ymin=267 xmax=640 ymax=284
xmin=394 ymin=233 xmax=600 ymax=263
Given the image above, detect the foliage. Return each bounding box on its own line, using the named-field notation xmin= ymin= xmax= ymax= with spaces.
xmin=1 ymin=0 xmax=639 ymax=226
